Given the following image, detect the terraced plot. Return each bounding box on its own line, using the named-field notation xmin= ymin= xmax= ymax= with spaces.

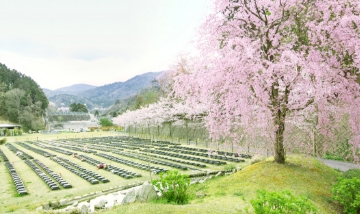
xmin=0 ymin=135 xmax=251 ymax=213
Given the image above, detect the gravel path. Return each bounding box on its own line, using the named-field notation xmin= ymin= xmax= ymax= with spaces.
xmin=317 ymin=158 xmax=360 ymax=172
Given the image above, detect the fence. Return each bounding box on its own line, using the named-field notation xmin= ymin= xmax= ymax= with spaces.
xmin=124 ymin=120 xmax=359 ymax=163
xmin=3 ymin=121 xmax=357 ymax=162
xmin=124 ymin=121 xmax=208 ymax=143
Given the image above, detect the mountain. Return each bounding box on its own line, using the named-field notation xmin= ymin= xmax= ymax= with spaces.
xmin=43 ymin=88 xmax=67 ymax=97
xmin=45 ymin=71 xmax=162 ymax=109
xmin=56 ymin=84 xmax=97 ymax=93
xmin=43 ymin=84 xmax=97 ymax=97
xmin=77 ymin=71 xmax=162 ymax=107
xmin=48 ymin=94 xmax=97 ymax=110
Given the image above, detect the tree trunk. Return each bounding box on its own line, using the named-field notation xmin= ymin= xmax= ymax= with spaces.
xmin=185 ymin=120 xmax=189 ymax=145
xmin=157 ymin=125 xmax=160 ymax=138
xmin=169 ymin=122 xmax=173 ymax=143
xmin=274 ymin=110 xmax=286 ymax=164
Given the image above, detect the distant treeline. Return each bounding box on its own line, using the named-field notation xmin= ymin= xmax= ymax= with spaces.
xmin=0 ymin=63 xmax=49 ymax=131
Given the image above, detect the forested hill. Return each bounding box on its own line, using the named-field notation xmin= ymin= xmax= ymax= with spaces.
xmin=44 ymin=72 xmax=162 ymax=109
xmin=0 ymin=63 xmax=49 ymax=130
xmin=77 ymin=71 xmax=162 ymax=107
xmin=48 ymin=94 xmax=97 ymax=110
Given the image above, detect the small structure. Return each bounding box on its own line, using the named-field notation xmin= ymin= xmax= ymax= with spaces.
xmin=0 ymin=124 xmax=22 ymax=136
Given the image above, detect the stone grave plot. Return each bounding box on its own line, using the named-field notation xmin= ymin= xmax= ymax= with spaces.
xmin=5 ymin=162 xmax=28 ymax=195
xmin=171 ymin=145 xmax=253 ymax=159
xmin=145 ymin=149 xmax=227 ymax=165
xmin=36 ymin=140 xmax=83 ymax=153
xmin=1 ymin=151 xmax=28 ymax=195
xmin=33 ymin=159 xmax=72 ymax=189
xmin=86 ymin=145 xmax=114 ymax=152
xmin=136 ymin=149 xmax=207 ymax=168
xmin=51 ymin=157 xmax=100 ymax=184
xmin=95 ymin=152 xmax=167 ymax=174
xmin=5 ymin=143 xmax=34 ymax=160
xmin=76 ymin=154 xmax=141 ymax=179
xmin=76 ymin=142 xmax=125 ymax=153
xmin=44 ymin=137 xmax=248 ymax=167
xmin=0 ymin=148 xmax=9 ymax=162
xmin=24 ymin=159 xmax=61 ymax=190
xmin=110 ymin=140 xmax=153 ymax=149
xmin=56 ymin=156 xmax=110 ymax=183
xmin=16 ymin=142 xmax=55 ymax=157
xmin=36 ymin=144 xmax=73 ymax=156
xmin=161 ymin=146 xmax=246 ymax=163
xmin=102 ymin=142 xmax=141 ymax=150
xmin=113 ymin=150 xmax=189 ymax=170
xmin=59 ymin=144 xmax=96 ymax=154
xmin=151 ymin=140 xmax=181 ymax=147
xmin=105 ymin=138 xmax=174 ymax=150
xmin=44 ymin=140 xmax=94 ymax=153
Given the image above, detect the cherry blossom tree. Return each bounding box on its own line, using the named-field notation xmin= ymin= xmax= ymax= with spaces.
xmin=173 ymin=0 xmax=360 ymax=163
xmin=113 ymin=97 xmax=208 ymax=141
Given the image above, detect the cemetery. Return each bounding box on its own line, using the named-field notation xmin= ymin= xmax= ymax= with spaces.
xmin=0 ymin=134 xmax=251 ymax=213
xmin=1 ymin=0 xmax=360 ymax=213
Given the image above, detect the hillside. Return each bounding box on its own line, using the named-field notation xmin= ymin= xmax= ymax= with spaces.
xmin=105 ymin=156 xmax=342 ymax=214
xmin=42 ymin=89 xmax=70 ymax=97
xmin=105 ymin=81 xmax=163 ymax=116
xmin=0 ymin=62 xmax=48 ymax=130
xmin=47 ymin=94 xmax=97 ymax=110
xmin=56 ymin=84 xmax=97 ymax=93
xmin=44 ymin=72 xmax=162 ymax=109
xmin=78 ymin=71 xmax=162 ymax=107
xmin=43 ymin=84 xmax=97 ymax=97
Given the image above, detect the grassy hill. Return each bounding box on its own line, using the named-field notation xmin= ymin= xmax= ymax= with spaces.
xmin=104 ymin=155 xmax=342 ymax=214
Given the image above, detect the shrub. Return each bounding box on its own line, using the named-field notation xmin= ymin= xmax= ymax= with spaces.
xmin=99 ymin=118 xmax=114 ymax=127
xmin=250 ymin=189 xmax=317 ymax=214
xmin=151 ymin=170 xmax=190 ymax=204
xmin=331 ymin=177 xmax=360 ymax=214
xmin=224 ymin=163 xmax=236 ymax=171
xmin=343 ymin=169 xmax=360 ymax=180
xmin=0 ymin=138 xmax=7 ymax=145
xmin=322 ymin=153 xmax=344 ymax=161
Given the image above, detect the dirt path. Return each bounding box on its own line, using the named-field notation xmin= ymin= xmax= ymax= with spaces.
xmin=317 ymin=158 xmax=360 ymax=172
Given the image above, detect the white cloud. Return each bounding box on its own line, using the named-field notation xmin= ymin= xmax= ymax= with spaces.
xmin=0 ymin=0 xmax=212 ymax=89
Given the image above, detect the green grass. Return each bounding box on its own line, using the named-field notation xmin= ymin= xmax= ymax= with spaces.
xmin=103 ymin=155 xmax=342 ymax=214
xmin=223 ymin=163 xmax=236 ymax=171
xmin=322 ymin=154 xmax=344 ymax=161
xmin=0 ymin=132 xmax=251 ymax=214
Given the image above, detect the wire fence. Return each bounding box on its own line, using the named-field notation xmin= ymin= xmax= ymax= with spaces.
xmin=124 ymin=120 xmax=359 ymax=163
xmin=4 ymin=121 xmax=357 ymax=163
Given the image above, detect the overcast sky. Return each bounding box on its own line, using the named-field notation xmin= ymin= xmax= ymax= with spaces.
xmin=0 ymin=0 xmax=212 ymax=90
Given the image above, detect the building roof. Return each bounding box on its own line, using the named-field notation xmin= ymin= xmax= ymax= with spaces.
xmin=0 ymin=124 xmax=22 ymax=129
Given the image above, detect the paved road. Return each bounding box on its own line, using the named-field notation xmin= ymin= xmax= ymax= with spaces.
xmin=317 ymin=158 xmax=360 ymax=172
